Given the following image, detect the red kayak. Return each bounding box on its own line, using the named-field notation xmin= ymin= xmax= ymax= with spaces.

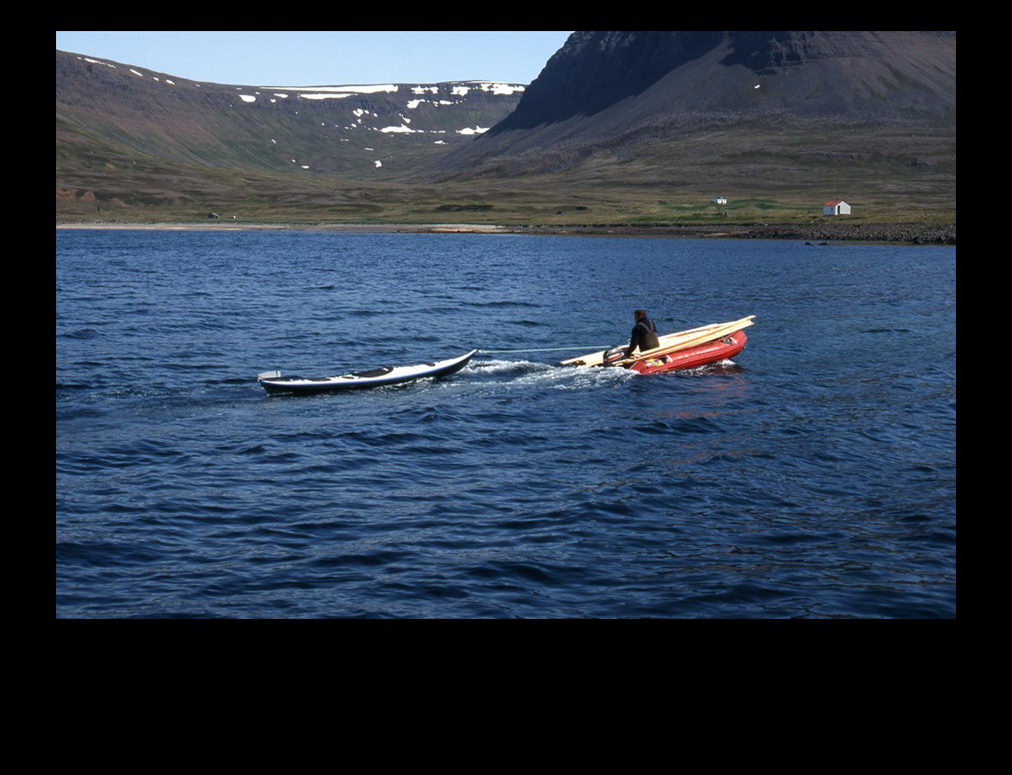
xmin=628 ymin=330 xmax=748 ymax=374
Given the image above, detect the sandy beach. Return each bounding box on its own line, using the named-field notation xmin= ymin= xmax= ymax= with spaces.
xmin=55 ymin=221 xmax=510 ymax=233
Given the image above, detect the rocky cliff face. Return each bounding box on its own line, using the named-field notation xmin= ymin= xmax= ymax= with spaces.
xmin=435 ymin=31 xmax=955 ymax=179
xmin=493 ymin=31 xmax=955 ymax=131
xmin=487 ymin=31 xmax=726 ymax=132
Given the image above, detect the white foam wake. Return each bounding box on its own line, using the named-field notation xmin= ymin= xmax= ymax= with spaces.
xmin=466 ymin=358 xmax=636 ymax=392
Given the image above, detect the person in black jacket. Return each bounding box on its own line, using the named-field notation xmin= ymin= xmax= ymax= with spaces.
xmin=625 ymin=309 xmax=660 ymax=358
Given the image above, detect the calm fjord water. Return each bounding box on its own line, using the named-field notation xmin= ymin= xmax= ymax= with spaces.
xmin=55 ymin=229 xmax=956 ymax=619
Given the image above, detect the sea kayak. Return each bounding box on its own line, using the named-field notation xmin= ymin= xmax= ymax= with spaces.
xmin=257 ymin=349 xmax=477 ymax=395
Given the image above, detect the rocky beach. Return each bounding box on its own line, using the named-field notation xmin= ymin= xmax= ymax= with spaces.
xmin=739 ymin=221 xmax=956 ymax=245
xmin=56 ymin=220 xmax=956 ymax=244
xmin=460 ymin=221 xmax=956 ymax=244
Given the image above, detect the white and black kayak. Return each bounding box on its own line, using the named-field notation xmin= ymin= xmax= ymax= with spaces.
xmin=257 ymin=349 xmax=477 ymax=395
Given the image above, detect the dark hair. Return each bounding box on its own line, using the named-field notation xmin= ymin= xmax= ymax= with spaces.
xmin=634 ymin=309 xmax=647 ymax=319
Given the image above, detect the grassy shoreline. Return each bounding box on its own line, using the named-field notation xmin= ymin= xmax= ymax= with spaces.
xmin=55 ymin=219 xmax=956 ymax=244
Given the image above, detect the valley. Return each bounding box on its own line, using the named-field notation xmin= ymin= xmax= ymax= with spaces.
xmin=56 ymin=32 xmax=956 ymax=242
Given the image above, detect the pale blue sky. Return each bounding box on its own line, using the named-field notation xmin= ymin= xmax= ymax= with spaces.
xmin=55 ymin=31 xmax=573 ymax=86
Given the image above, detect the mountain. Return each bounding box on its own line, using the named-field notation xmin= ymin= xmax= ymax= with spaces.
xmin=431 ymin=30 xmax=956 ymax=180
xmin=55 ymin=33 xmax=957 ymax=227
xmin=56 ymin=49 xmax=525 ymax=210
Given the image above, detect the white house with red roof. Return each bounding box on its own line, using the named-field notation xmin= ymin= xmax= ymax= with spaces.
xmin=823 ymin=200 xmax=851 ymax=215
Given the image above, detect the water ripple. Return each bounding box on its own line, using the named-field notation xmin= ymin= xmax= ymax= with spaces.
xmin=56 ymin=231 xmax=956 ymax=619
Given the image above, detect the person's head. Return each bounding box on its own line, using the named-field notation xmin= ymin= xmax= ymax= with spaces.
xmin=634 ymin=309 xmax=647 ymax=320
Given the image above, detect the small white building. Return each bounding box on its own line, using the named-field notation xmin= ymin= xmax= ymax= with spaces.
xmin=711 ymin=195 xmax=728 ymax=205
xmin=823 ymin=200 xmax=851 ymax=216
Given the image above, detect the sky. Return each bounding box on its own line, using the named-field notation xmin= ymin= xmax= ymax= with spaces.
xmin=54 ymin=31 xmax=573 ymax=86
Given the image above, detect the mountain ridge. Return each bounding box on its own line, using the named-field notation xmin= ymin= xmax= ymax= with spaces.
xmin=55 ymin=33 xmax=956 ymax=229
xmin=56 ymin=49 xmax=526 ymax=180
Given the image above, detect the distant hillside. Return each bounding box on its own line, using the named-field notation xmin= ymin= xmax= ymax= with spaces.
xmin=432 ymin=31 xmax=956 ymax=181
xmin=56 ymin=49 xmax=525 ymax=194
xmin=55 ymin=34 xmax=956 ymax=229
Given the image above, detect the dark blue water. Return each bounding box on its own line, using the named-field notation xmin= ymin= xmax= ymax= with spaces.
xmin=55 ymin=229 xmax=956 ymax=619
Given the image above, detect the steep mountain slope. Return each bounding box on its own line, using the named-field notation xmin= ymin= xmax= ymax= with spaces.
xmin=434 ymin=31 xmax=956 ymax=179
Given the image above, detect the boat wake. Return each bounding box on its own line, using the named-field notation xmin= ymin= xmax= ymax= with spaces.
xmin=465 ymin=357 xmax=636 ymax=392
xmin=682 ymin=358 xmax=743 ymax=374
xmin=471 ymin=357 xmax=738 ymax=380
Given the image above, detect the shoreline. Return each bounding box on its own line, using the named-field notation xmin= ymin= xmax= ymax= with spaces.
xmin=55 ymin=220 xmax=956 ymax=244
